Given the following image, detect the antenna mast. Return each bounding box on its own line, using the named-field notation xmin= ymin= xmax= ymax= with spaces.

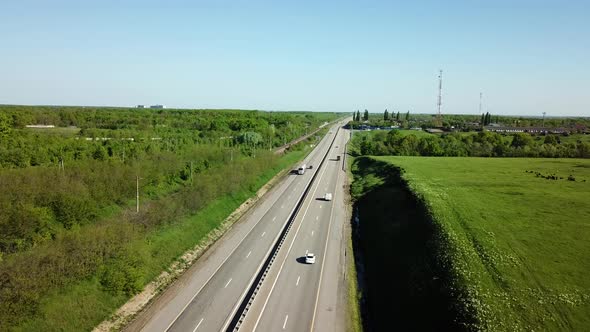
xmin=479 ymin=92 xmax=483 ymax=114
xmin=436 ymin=69 xmax=443 ymax=126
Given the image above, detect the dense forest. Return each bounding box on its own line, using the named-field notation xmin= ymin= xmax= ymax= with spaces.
xmin=350 ymin=129 xmax=590 ymax=158
xmin=0 ymin=105 xmax=341 ymax=330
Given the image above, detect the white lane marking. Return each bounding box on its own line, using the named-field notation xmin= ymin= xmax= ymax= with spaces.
xmin=261 ymin=232 xmax=266 ymax=238
xmin=283 ymin=315 xmax=289 ymax=330
xmin=281 ymin=204 xmax=284 ymax=209
xmin=224 ymin=278 xmax=232 ymax=288
xmin=273 ymin=216 xmax=277 ymax=221
xmin=316 ymin=216 xmax=319 ymax=221
xmin=246 ymin=251 xmax=251 ymax=259
xmin=319 ymin=205 xmax=322 ymax=209
xmin=192 ymin=318 xmax=204 ymax=332
xmin=305 ymin=249 xmax=308 ymax=255
xmin=296 ymin=276 xmax=300 ymax=286
xmin=311 ymin=230 xmax=314 ymax=237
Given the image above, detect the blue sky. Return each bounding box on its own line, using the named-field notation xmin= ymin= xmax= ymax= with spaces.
xmin=1 ymin=0 xmax=589 ymax=116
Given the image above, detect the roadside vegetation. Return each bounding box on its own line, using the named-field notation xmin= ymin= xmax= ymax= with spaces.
xmin=0 ymin=105 xmax=340 ymax=331
xmin=351 ymin=156 xmax=590 ymax=331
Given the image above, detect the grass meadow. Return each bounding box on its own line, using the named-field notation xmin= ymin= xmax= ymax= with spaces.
xmin=373 ymin=156 xmax=590 ymax=330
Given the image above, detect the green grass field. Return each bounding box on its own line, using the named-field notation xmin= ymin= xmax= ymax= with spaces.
xmin=372 ymin=156 xmax=590 ymax=331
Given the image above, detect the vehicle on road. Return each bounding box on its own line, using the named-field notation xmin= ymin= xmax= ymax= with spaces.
xmin=336 ymin=155 xmax=341 ymax=161
xmin=324 ymin=193 xmax=333 ymax=201
xmin=298 ymin=164 xmax=306 ymax=175
xmin=308 ymin=165 xmax=313 ymax=169
xmin=305 ymin=253 xmax=316 ymax=264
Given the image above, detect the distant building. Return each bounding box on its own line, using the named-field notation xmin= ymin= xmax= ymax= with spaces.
xmin=150 ymin=104 xmax=166 ymax=109
xmin=136 ymin=105 xmax=145 ymax=108
xmin=484 ymin=126 xmax=571 ymax=134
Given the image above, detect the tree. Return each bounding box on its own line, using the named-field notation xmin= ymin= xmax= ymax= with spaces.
xmin=511 ymin=133 xmax=534 ymax=148
xmin=363 ymin=110 xmax=369 ymax=121
xmin=92 ymin=145 xmax=108 ymax=160
xmin=384 ymin=109 xmax=389 ymax=121
xmin=481 ymin=113 xmax=485 ymax=126
xmin=237 ymin=131 xmax=262 ymax=146
xmin=405 ymin=111 xmax=410 ymax=121
xmin=544 ymin=134 xmax=559 ymax=145
xmin=484 ymin=112 xmax=491 ymax=125
xmin=355 ymin=110 xmax=361 ymax=122
xmin=0 ymin=112 xmax=12 ymax=139
xmin=396 ymin=111 xmax=400 ymax=121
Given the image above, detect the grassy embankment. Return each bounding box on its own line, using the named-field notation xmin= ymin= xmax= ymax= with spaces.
xmin=344 ymin=154 xmax=363 ymax=332
xmin=350 ymin=157 xmax=461 ymax=331
xmin=355 ymin=156 xmax=590 ymax=331
xmin=10 ymin=141 xmax=317 ymax=332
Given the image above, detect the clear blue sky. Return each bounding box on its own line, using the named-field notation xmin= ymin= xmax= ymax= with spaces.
xmin=1 ymin=0 xmax=589 ymax=116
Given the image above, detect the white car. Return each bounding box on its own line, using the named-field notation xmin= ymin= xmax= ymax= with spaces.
xmin=324 ymin=193 xmax=333 ymax=201
xmin=305 ymin=253 xmax=316 ymax=264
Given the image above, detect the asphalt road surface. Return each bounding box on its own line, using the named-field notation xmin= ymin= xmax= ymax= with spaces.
xmin=239 ymin=125 xmax=350 ymax=332
xmin=126 ymin=121 xmax=349 ymax=332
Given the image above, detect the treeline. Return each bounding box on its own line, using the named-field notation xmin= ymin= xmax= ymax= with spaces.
xmin=0 ymin=105 xmax=337 ymax=168
xmin=345 ymin=110 xmax=590 ymax=132
xmin=351 ymin=130 xmax=590 ymax=158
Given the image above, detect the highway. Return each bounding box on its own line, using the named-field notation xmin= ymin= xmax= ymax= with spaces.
xmin=126 ymin=121 xmax=349 ymax=332
xmin=239 ymin=124 xmax=349 ymax=331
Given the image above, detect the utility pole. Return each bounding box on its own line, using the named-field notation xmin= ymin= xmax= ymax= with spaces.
xmin=136 ymin=175 xmax=140 ymax=213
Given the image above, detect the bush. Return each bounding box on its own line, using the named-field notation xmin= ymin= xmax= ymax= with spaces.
xmin=99 ymin=251 xmax=145 ymax=296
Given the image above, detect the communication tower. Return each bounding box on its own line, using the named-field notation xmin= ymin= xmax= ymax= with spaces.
xmin=436 ymin=69 xmax=443 ymax=127
xmin=479 ymin=92 xmax=483 ymax=114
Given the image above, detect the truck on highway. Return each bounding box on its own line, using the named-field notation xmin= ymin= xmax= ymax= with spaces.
xmin=298 ymin=164 xmax=306 ymax=175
